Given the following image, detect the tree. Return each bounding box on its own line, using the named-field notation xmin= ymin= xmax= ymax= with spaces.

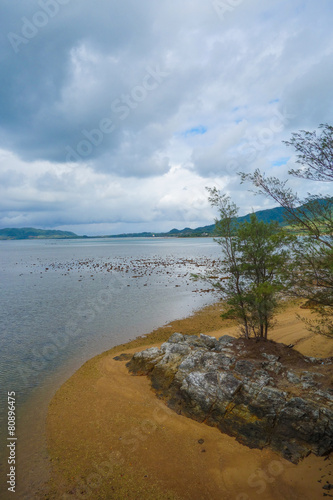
xmin=240 ymin=123 xmax=333 ymax=336
xmin=284 ymin=123 xmax=333 ymax=182
xmin=206 ymin=188 xmax=292 ymax=340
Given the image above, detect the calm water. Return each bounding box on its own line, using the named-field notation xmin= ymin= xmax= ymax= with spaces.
xmin=0 ymin=237 xmax=224 ymax=498
xmin=0 ymin=238 xmax=222 ymax=471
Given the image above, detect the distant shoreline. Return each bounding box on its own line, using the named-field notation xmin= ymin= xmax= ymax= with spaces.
xmin=0 ymin=234 xmax=214 ymax=240
xmin=0 ymin=228 xmax=215 ymax=240
xmin=0 ymin=203 xmax=298 ymax=240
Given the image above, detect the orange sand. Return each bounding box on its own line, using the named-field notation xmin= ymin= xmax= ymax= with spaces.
xmin=45 ymin=302 xmax=333 ymax=499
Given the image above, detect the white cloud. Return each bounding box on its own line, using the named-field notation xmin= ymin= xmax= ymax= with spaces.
xmin=0 ymin=0 xmax=332 ymax=234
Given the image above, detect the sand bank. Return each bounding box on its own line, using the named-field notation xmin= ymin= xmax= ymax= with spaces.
xmin=45 ymin=302 xmax=333 ymax=499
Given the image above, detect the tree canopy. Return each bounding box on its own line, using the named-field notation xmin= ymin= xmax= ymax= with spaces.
xmin=240 ymin=123 xmax=333 ymax=336
xmin=206 ymin=188 xmax=292 ymax=340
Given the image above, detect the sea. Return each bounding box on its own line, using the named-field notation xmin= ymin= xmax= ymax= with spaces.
xmin=0 ymin=237 xmax=222 ymax=498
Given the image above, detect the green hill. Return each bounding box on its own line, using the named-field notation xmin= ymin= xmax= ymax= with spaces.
xmin=2 ymin=200 xmax=326 ymax=240
xmin=107 ymin=206 xmax=287 ymax=238
xmin=165 ymin=199 xmax=331 ymax=237
xmin=0 ymin=227 xmax=80 ymax=240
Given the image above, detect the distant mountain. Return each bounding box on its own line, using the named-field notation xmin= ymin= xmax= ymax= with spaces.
xmin=106 ymin=205 xmax=288 ymax=238
xmin=163 ymin=198 xmax=331 ymax=237
xmin=237 ymin=206 xmax=286 ymax=225
xmin=0 ymin=227 xmax=80 ymax=240
xmin=1 ymin=200 xmax=325 ymax=240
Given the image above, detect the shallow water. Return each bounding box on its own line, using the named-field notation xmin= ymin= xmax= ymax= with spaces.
xmin=0 ymin=237 xmax=221 ymax=497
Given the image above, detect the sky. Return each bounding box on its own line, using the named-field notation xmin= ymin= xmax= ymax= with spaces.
xmin=1 ymin=0 xmax=333 ymax=236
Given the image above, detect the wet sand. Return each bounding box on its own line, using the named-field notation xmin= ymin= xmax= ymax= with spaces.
xmin=45 ymin=301 xmax=333 ymax=499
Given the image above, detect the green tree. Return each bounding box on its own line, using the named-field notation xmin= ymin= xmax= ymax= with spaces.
xmin=285 ymin=123 xmax=333 ymax=182
xmin=240 ymin=123 xmax=333 ymax=335
xmin=207 ymin=187 xmax=292 ymax=340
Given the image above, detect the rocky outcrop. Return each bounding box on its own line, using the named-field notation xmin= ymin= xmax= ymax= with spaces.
xmin=127 ymin=333 xmax=333 ymax=463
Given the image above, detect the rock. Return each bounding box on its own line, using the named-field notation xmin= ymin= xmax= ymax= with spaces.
xmin=200 ymin=334 xmax=219 ymax=349
xmin=252 ymin=369 xmax=274 ymax=387
xmin=263 ymin=360 xmax=284 ymax=375
xmin=217 ymin=335 xmax=236 ymax=347
xmin=202 ymin=351 xmax=234 ymax=371
xmin=180 ymin=371 xmax=219 ymax=420
xmin=300 ymin=371 xmax=325 ymax=389
xmin=168 ymin=332 xmax=186 ymax=343
xmin=160 ymin=341 xmax=191 ymax=356
xmin=218 ymin=372 xmax=243 ymax=398
xmin=234 ymin=360 xmax=256 ymax=377
xmin=271 ymin=397 xmax=332 ymax=461
xmin=182 ymin=335 xmax=204 ymax=347
xmin=127 ymin=334 xmax=333 ymax=463
xmin=127 ymin=347 xmax=163 ymax=375
xmin=262 ymin=353 xmax=280 ymax=362
xmin=287 ymin=370 xmax=301 ymax=384
xmin=178 ymin=350 xmax=206 ymax=372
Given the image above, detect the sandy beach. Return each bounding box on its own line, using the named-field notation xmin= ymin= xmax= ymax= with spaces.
xmin=44 ymin=301 xmax=333 ymax=499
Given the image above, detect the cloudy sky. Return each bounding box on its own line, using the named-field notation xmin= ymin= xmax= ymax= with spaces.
xmin=1 ymin=0 xmax=332 ymax=235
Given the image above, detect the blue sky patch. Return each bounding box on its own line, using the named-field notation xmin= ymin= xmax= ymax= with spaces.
xmin=183 ymin=125 xmax=207 ymax=137
xmin=272 ymin=157 xmax=290 ymax=166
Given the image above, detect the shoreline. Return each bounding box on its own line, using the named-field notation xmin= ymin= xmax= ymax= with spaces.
xmin=43 ymin=301 xmax=333 ymax=499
